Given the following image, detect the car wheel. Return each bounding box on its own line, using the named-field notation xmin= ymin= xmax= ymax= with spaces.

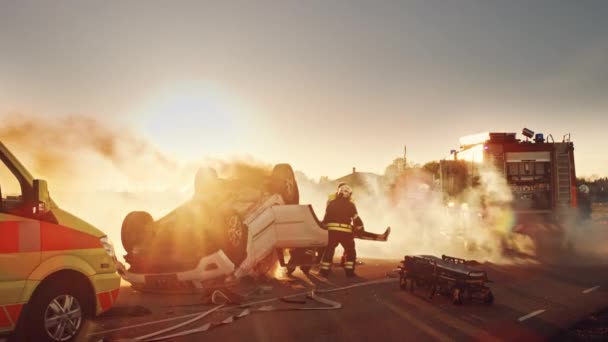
xmin=221 ymin=211 xmax=248 ymax=267
xmin=121 ymin=211 xmax=154 ymax=254
xmin=25 ymin=279 xmax=91 ymax=342
xmin=270 ymin=164 xmax=300 ymax=204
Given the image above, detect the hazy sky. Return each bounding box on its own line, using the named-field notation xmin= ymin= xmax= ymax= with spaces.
xmin=1 ymin=0 xmax=607 ymax=179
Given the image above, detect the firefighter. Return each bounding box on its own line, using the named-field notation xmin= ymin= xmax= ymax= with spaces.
xmin=326 ymin=183 xmax=391 ymax=267
xmin=578 ymin=184 xmax=592 ymax=221
xmin=327 ymin=183 xmax=351 ymax=267
xmin=320 ymin=183 xmax=362 ymax=277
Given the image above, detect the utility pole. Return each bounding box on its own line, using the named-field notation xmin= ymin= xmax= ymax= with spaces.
xmin=403 ymin=145 xmax=407 ymax=171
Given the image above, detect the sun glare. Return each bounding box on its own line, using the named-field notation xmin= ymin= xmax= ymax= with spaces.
xmin=137 ymin=84 xmax=247 ymax=157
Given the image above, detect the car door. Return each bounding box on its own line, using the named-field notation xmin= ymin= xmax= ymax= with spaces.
xmin=0 ymin=157 xmax=41 ymax=311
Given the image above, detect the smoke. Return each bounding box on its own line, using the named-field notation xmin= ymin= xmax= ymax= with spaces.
xmin=0 ymin=114 xmax=187 ymax=189
xmin=296 ymin=165 xmax=536 ymax=264
xmin=0 ymin=115 xmax=191 ymax=258
xmin=3 ymin=113 xmax=602 ymax=266
xmin=0 ymin=114 xmax=277 ymax=260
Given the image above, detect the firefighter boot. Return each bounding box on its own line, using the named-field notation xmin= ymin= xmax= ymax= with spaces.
xmin=344 ymin=260 xmax=356 ymax=277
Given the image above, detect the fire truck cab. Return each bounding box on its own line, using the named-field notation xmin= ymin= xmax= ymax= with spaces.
xmin=440 ymin=129 xmax=578 ymax=224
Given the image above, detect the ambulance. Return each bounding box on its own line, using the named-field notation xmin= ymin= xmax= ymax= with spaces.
xmin=0 ymin=142 xmax=120 ymax=341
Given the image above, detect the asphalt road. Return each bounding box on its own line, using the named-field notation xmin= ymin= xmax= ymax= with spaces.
xmin=83 ymin=246 xmax=608 ymax=342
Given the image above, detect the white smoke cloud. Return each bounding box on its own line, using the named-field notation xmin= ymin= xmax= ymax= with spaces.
xmin=296 ymin=165 xmax=536 ymax=264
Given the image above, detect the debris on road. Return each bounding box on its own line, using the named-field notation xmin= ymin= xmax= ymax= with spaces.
xmin=92 ymin=278 xmax=395 ymax=341
xmin=145 ymin=292 xmax=342 ymax=341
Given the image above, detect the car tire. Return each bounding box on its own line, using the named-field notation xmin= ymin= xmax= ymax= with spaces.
xmin=221 ymin=211 xmax=248 ymax=267
xmin=121 ymin=211 xmax=154 ymax=254
xmin=270 ymin=164 xmax=300 ymax=204
xmin=25 ymin=278 xmax=91 ymax=342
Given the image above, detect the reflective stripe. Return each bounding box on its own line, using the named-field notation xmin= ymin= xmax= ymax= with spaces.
xmin=327 ymin=223 xmax=350 ymax=228
xmin=4 ymin=304 xmax=23 ymax=326
xmin=327 ymin=223 xmax=352 ymax=233
xmin=19 ymin=221 xmax=40 ymax=252
xmin=0 ymin=220 xmax=100 ymax=253
xmin=0 ymin=307 xmax=11 ymax=328
xmin=320 ymin=261 xmax=331 ymax=270
xmin=0 ymin=221 xmax=19 ymax=253
xmin=328 ymin=227 xmax=352 ymax=233
xmin=40 ymin=222 xmax=101 ymax=251
xmin=97 ymin=287 xmax=121 ymax=313
xmin=111 ymin=288 xmax=120 ymax=303
xmin=98 ymin=292 xmax=113 ymax=312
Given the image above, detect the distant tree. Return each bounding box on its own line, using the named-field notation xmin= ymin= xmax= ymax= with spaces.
xmin=422 ymin=161 xmax=440 ymax=179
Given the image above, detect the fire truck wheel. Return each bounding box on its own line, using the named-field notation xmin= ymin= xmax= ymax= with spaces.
xmin=26 ymin=275 xmax=93 ymax=342
xmin=270 ymin=164 xmax=300 ymax=204
xmin=399 ymin=276 xmax=407 ymax=290
xmin=121 ymin=211 xmax=154 ymax=254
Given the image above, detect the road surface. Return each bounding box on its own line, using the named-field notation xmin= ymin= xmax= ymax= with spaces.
xmin=83 ymin=250 xmax=608 ymax=342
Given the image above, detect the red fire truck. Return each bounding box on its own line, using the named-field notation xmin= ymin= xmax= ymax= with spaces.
xmin=440 ymin=128 xmax=578 ymax=230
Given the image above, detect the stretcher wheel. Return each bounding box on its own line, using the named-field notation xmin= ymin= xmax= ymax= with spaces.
xmin=484 ymin=291 xmax=494 ymax=305
xmin=399 ymin=276 xmax=407 ymax=290
xmin=452 ymin=287 xmax=464 ymax=305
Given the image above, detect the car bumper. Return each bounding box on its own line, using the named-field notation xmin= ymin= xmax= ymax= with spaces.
xmin=91 ymin=272 xmax=121 ymax=315
xmin=118 ymin=250 xmax=236 ymax=292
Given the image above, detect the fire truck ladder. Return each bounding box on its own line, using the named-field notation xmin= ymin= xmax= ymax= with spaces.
xmin=554 ymin=146 xmax=572 ymax=209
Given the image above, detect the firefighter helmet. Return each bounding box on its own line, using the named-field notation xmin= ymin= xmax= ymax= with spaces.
xmin=337 ymin=184 xmax=353 ymax=199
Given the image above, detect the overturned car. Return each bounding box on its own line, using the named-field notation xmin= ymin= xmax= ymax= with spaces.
xmin=118 ymin=164 xmax=388 ymax=292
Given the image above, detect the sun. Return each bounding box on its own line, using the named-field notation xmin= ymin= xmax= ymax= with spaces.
xmin=137 ymin=83 xmax=245 ymax=158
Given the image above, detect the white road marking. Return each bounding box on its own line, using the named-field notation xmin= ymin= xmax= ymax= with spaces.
xmin=582 ymin=286 xmax=600 ymax=294
xmin=518 ymin=309 xmax=546 ymax=322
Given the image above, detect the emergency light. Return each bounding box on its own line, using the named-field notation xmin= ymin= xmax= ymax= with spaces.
xmin=522 ymin=128 xmax=534 ymax=139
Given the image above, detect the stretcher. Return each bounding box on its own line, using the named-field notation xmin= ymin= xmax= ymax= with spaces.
xmin=397 ymin=254 xmax=494 ymax=305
